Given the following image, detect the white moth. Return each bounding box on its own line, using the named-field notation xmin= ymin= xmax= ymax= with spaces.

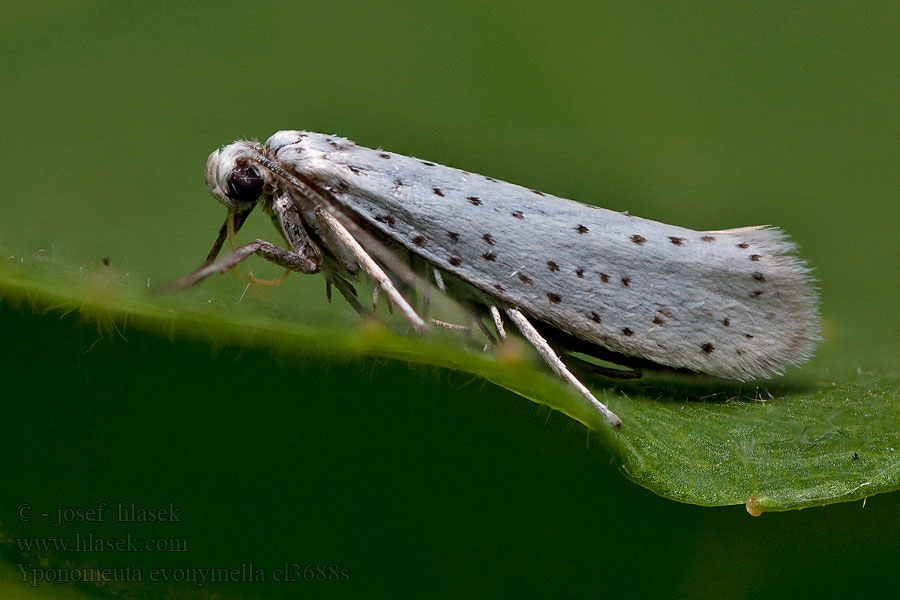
xmin=170 ymin=131 xmax=821 ymax=429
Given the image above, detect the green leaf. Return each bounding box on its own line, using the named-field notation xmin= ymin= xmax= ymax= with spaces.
xmin=3 ymin=256 xmax=897 ymax=514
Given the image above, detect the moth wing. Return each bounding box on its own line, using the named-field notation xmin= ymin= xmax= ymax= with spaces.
xmin=267 ymin=131 xmax=820 ymax=380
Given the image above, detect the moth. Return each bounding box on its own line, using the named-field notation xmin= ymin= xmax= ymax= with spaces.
xmin=169 ymin=131 xmax=821 ymax=429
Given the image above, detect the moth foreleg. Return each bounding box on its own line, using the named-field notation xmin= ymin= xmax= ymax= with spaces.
xmin=505 ymin=307 xmax=622 ymax=429
xmin=316 ymin=208 xmax=427 ymax=333
xmin=163 ymin=239 xmax=320 ymax=292
xmin=272 ymin=191 xmax=323 ymax=269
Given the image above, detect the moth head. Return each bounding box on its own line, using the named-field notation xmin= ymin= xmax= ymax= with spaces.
xmin=205 ymin=141 xmax=270 ymax=210
xmin=202 ymin=140 xmax=272 ymax=266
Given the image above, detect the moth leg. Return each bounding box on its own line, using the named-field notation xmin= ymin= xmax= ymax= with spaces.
xmin=325 ymin=273 xmax=359 ymax=304
xmin=430 ymin=319 xmax=470 ymax=332
xmin=472 ymin=312 xmax=498 ymax=346
xmin=434 ymin=306 xmax=496 ymax=348
xmin=489 ymin=305 xmax=507 ymax=340
xmin=163 ymin=239 xmax=320 ymax=292
xmin=203 ymin=206 xmax=254 ymax=266
xmin=433 ymin=269 xmax=447 ymax=293
xmin=423 ymin=268 xmax=494 ymax=342
xmin=421 ymin=270 xmax=432 ymax=313
xmin=304 ymin=204 xmax=360 ymax=275
xmin=434 ymin=313 xmax=494 ymax=350
xmin=316 ymin=208 xmax=428 ymax=332
xmin=271 ymin=191 xmax=323 ymax=266
xmin=371 ymin=286 xmax=395 ymax=314
xmin=326 ymin=270 xmax=374 ymax=319
xmin=505 ymin=307 xmax=622 ymax=429
xmin=565 ymin=354 xmax=642 ymax=380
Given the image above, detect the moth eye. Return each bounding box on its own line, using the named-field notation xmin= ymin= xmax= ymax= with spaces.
xmin=226 ymin=165 xmax=263 ymax=202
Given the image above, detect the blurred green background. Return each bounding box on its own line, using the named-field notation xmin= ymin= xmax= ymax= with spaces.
xmin=2 ymin=1 xmax=898 ymax=598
